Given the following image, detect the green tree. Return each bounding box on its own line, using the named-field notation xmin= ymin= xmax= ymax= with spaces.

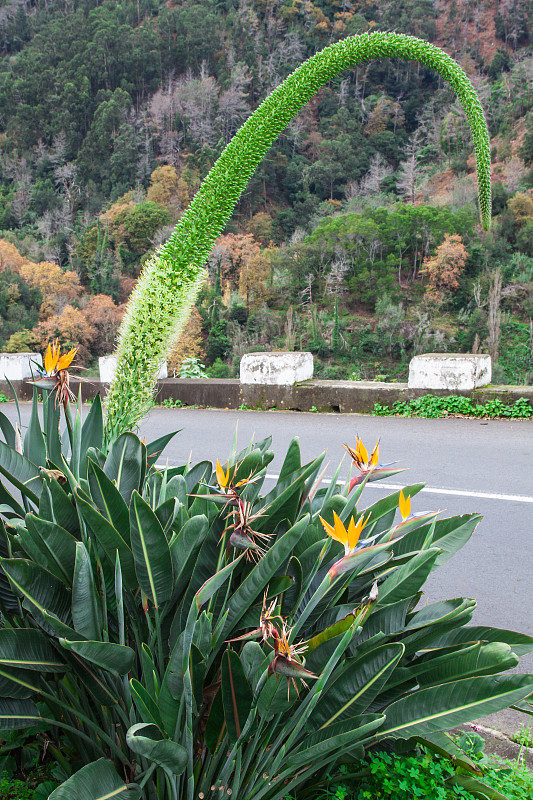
xmin=77 ymin=88 xmax=133 ymax=194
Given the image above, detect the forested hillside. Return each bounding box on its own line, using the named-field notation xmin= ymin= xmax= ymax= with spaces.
xmin=1 ymin=0 xmax=532 ymax=383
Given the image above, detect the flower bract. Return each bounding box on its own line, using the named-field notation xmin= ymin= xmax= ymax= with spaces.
xmin=319 ymin=510 xmax=370 ymax=555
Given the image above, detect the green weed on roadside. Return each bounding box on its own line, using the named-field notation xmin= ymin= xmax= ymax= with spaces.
xmin=512 ymin=723 xmax=533 ymax=748
xmin=282 ymin=738 xmax=533 ymax=800
xmin=161 ymin=397 xmax=187 ymax=408
xmin=373 ymin=395 xmax=532 ymax=419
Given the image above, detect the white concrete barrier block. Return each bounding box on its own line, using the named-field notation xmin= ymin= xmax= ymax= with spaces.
xmin=240 ymin=351 xmax=313 ymax=385
xmin=99 ymin=355 xmax=168 ymax=382
xmin=0 ymin=353 xmax=42 ymax=380
xmin=408 ymin=353 xmax=491 ymax=391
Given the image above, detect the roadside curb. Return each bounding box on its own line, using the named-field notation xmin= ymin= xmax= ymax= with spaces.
xmin=2 ymin=377 xmax=533 ymax=414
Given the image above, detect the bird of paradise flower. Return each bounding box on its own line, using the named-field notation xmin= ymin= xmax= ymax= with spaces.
xmin=343 ymin=436 xmax=403 ymax=490
xmin=28 ymin=340 xmax=78 ymax=410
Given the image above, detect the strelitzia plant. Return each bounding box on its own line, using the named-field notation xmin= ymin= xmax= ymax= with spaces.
xmin=0 ymin=413 xmax=532 ymax=800
xmin=105 ymin=32 xmax=492 ymax=439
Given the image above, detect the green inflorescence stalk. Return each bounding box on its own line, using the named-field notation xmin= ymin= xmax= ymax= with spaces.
xmin=105 ymin=31 xmax=491 ymax=438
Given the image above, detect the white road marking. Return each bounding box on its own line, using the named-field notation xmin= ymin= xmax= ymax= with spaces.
xmin=155 ymin=464 xmax=533 ymax=504
xmin=264 ymin=474 xmax=533 ymax=504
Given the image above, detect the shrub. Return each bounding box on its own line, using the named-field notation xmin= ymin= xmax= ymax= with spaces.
xmin=0 ymin=389 xmax=532 ymax=799
xmin=207 ymin=358 xmax=231 ymax=378
xmin=178 ymin=356 xmax=208 ymax=378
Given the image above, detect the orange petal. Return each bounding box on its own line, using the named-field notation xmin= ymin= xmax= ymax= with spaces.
xmin=319 ymin=513 xmax=348 ymax=546
xmin=44 ymin=343 xmax=53 ymax=375
xmin=333 ymin=510 xmax=349 ymax=546
xmin=216 ymin=459 xmax=228 ymax=489
xmin=319 ymin=514 xmax=336 ymax=539
xmin=370 ymin=439 xmax=379 ymax=467
xmin=346 ymin=516 xmax=359 ymax=551
xmin=357 ymin=437 xmax=368 ymax=465
xmin=56 ymin=348 xmax=77 ymax=371
xmin=348 ymin=513 xmax=370 ymax=550
xmin=46 ymin=340 xmax=61 ymax=374
xmin=52 ymin=340 xmax=60 ymax=367
xmin=343 ymin=443 xmax=358 ymax=462
xmin=399 ymin=490 xmax=411 ymax=520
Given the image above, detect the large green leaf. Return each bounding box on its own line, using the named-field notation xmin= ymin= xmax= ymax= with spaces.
xmin=43 ymin=390 xmax=62 ymax=466
xmin=221 ymin=649 xmax=253 ymax=742
xmin=393 ymin=514 xmax=480 ymax=567
xmin=377 ymin=548 xmax=440 ymax=605
xmin=434 ymin=626 xmax=533 ymax=656
xmin=377 ymin=674 xmax=533 ymax=740
xmin=259 ymin=461 xmax=321 ymax=533
xmin=195 ymin=556 xmax=243 ymax=612
xmin=0 ymin=666 xmax=38 ymax=698
xmin=60 ymin=640 xmax=135 ymax=675
xmin=169 ymin=514 xmax=209 ymax=599
xmin=0 ymin=558 xmax=71 ymax=623
xmin=391 ymin=639 xmax=518 ymax=695
xmin=284 ymin=714 xmax=385 ymax=772
xmin=146 ymin=430 xmax=180 ymax=466
xmin=178 ymin=461 xmax=208 ymax=494
xmin=130 ymin=678 xmax=165 ymax=729
xmin=404 ymin=598 xmax=474 ymax=633
xmin=67 ymin=399 xmax=84 ymax=480
xmin=126 ymin=723 xmax=187 ymax=775
xmin=0 ymin=441 xmax=43 ymax=504
xmin=400 ymin=599 xmax=477 ymax=654
xmin=81 ymin=395 xmax=104 ymax=463
xmin=155 ymin=498 xmax=179 ymax=537
xmin=130 ymin=491 xmax=173 ymax=608
xmin=47 ymin=478 xmax=79 ymax=534
xmin=278 ymin=437 xmax=301 ymax=480
xmin=309 ymin=644 xmax=404 ymax=729
xmin=76 ymin=492 xmax=137 ymax=590
xmin=0 ymin=411 xmax=16 ymax=449
xmin=257 ymin=672 xmax=300 ymax=719
xmin=0 ymin=479 xmax=25 ymax=519
xmin=104 ymin=434 xmax=145 ymax=504
xmin=240 ymin=641 xmax=269 ymax=690
xmin=23 ymin=390 xmax=47 ymax=468
xmin=0 ymin=629 xmax=66 ymax=671
xmin=48 ymin=758 xmax=141 ymax=800
xmin=446 ymin=775 xmax=512 ymax=800
xmin=205 ymin=688 xmax=225 ymax=754
xmin=72 ymin=543 xmax=103 ymax=641
xmin=88 ymin=460 xmax=130 ymax=541
xmin=0 ymin=698 xmax=41 ymax=729
xmin=0 ymin=522 xmax=19 ymax=615
xmin=24 ymin=515 xmax=77 ymax=585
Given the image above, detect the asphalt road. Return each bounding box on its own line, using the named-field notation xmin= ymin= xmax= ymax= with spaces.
xmin=2 ymin=403 xmax=533 ymax=674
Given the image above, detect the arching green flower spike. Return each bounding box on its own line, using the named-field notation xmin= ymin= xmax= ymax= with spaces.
xmin=105 ymin=32 xmax=491 ymax=438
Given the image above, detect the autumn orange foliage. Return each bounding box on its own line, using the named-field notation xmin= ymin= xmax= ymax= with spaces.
xmin=21 ymin=261 xmax=81 ymax=319
xmin=422 ymin=233 xmax=468 ymax=304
